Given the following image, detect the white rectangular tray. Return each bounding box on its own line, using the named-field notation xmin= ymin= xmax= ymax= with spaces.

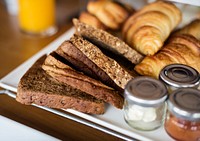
xmin=0 ymin=27 xmax=174 ymax=141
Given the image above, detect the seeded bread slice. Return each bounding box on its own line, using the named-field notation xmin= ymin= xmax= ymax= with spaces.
xmin=16 ymin=55 xmax=105 ymax=114
xmin=73 ymin=18 xmax=144 ymax=64
xmin=70 ymin=35 xmax=134 ymax=89
xmin=42 ymin=53 xmax=124 ymax=109
xmin=55 ymin=40 xmax=123 ymax=92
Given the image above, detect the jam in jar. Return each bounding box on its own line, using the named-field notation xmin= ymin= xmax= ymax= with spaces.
xmin=165 ymin=88 xmax=200 ymax=141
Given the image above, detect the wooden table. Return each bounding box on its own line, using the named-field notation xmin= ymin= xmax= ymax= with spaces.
xmin=0 ymin=1 xmax=123 ymax=140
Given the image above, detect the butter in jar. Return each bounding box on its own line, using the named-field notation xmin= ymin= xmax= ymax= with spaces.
xmin=159 ymin=64 xmax=200 ymax=93
xmin=164 ymin=88 xmax=200 ymax=141
xmin=123 ymin=76 xmax=168 ymax=131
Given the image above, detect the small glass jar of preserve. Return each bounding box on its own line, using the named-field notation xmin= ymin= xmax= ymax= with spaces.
xmin=124 ymin=76 xmax=168 ymax=131
xmin=165 ymin=88 xmax=200 ymax=141
xmin=159 ymin=64 xmax=200 ymax=93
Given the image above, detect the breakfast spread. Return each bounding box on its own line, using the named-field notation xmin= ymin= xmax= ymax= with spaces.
xmin=15 ymin=0 xmax=200 ymax=140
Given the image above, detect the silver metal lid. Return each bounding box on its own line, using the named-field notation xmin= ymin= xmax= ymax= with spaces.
xmin=159 ymin=64 xmax=200 ymax=88
xmin=124 ymin=76 xmax=168 ymax=106
xmin=168 ymin=88 xmax=200 ymax=121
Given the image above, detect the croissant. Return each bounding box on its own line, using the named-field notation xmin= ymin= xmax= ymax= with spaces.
xmin=134 ymin=34 xmax=200 ymax=78
xmin=79 ymin=12 xmax=106 ymax=30
xmin=123 ymin=1 xmax=182 ymax=55
xmin=173 ymin=19 xmax=200 ymax=40
xmin=87 ymin=0 xmax=131 ymax=30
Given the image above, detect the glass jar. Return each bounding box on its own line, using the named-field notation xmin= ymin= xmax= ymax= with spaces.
xmin=124 ymin=76 xmax=168 ymax=131
xmin=159 ymin=64 xmax=200 ymax=93
xmin=165 ymin=88 xmax=200 ymax=141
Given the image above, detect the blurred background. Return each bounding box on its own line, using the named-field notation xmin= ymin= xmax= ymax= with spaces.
xmin=0 ymin=0 xmax=85 ymax=78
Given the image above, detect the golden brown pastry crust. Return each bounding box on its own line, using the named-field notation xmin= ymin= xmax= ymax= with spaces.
xmin=134 ymin=34 xmax=200 ymax=78
xmin=123 ymin=1 xmax=182 ymax=55
xmin=79 ymin=12 xmax=106 ymax=30
xmin=169 ymin=34 xmax=200 ymax=56
xmin=132 ymin=26 xmax=163 ymax=55
xmin=87 ymin=0 xmax=130 ymax=30
xmin=173 ymin=19 xmax=200 ymax=40
xmin=123 ymin=1 xmax=181 ymax=37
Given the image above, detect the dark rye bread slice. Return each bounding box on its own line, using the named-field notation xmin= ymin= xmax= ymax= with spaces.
xmin=16 ymin=55 xmax=105 ymax=114
xmin=73 ymin=18 xmax=144 ymax=64
xmin=70 ymin=35 xmax=134 ymax=89
xmin=55 ymin=40 xmax=123 ymax=92
xmin=42 ymin=53 xmax=124 ymax=109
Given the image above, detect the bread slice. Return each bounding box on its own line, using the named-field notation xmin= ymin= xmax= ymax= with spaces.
xmin=69 ymin=35 xmax=134 ymax=89
xmin=73 ymin=18 xmax=144 ymax=64
xmin=16 ymin=55 xmax=105 ymax=114
xmin=55 ymin=40 xmax=123 ymax=92
xmin=42 ymin=52 xmax=124 ymax=109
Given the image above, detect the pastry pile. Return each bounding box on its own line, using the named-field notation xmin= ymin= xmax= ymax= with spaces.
xmin=79 ymin=0 xmax=133 ymax=30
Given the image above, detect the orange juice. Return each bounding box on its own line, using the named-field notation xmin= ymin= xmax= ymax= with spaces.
xmin=18 ymin=0 xmax=57 ymax=35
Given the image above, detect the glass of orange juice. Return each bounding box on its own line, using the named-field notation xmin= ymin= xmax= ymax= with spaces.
xmin=18 ymin=0 xmax=57 ymax=36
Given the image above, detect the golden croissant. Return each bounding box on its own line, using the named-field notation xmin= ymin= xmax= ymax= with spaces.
xmin=134 ymin=34 xmax=200 ymax=78
xmin=173 ymin=19 xmax=200 ymax=40
xmin=123 ymin=1 xmax=182 ymax=55
xmin=87 ymin=0 xmax=131 ymax=30
xmin=79 ymin=12 xmax=106 ymax=30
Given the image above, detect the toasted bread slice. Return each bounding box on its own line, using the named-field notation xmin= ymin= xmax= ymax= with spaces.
xmin=69 ymin=35 xmax=134 ymax=89
xmin=73 ymin=18 xmax=144 ymax=64
xmin=16 ymin=55 xmax=105 ymax=114
xmin=42 ymin=53 xmax=124 ymax=109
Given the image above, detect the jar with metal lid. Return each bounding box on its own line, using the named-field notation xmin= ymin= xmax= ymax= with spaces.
xmin=164 ymin=88 xmax=200 ymax=141
xmin=123 ymin=76 xmax=168 ymax=131
xmin=159 ymin=64 xmax=200 ymax=93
